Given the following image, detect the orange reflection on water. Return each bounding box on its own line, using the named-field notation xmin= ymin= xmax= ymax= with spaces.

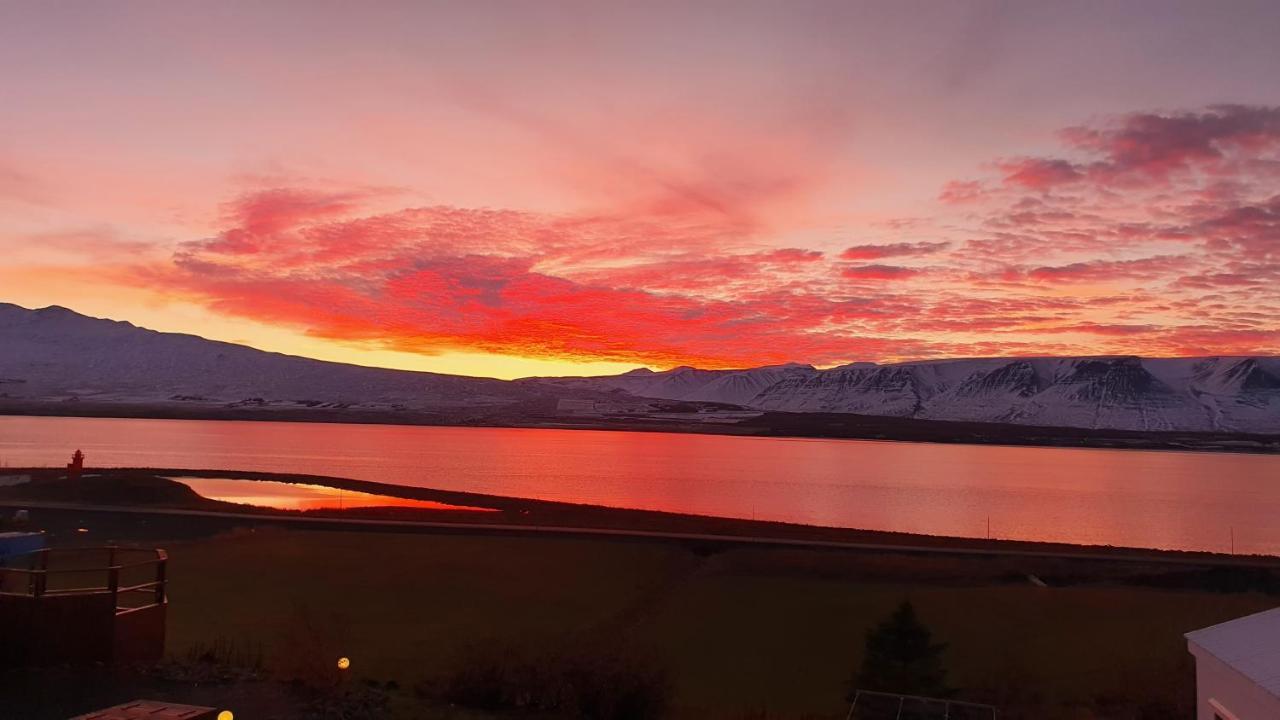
xmin=8 ymin=417 xmax=1279 ymax=554
xmin=171 ymin=476 xmax=495 ymax=513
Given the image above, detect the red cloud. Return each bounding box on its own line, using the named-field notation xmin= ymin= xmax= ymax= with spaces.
xmin=1062 ymin=105 xmax=1280 ymax=184
xmin=1022 ymin=322 xmax=1160 ymax=337
xmin=934 ymin=106 xmax=1280 ymax=359
xmin=996 ymin=158 xmax=1083 ymax=190
xmin=200 ymin=188 xmax=371 ymax=256
xmin=840 ymin=242 xmax=948 ymax=260
xmin=841 ymin=264 xmax=922 ymax=281
xmin=1025 ymin=256 xmax=1191 ymax=284
xmin=1195 ymin=194 xmax=1280 ymax=260
xmin=938 ymin=180 xmax=985 ymax=204
xmin=144 ymin=190 xmax=949 ymax=367
xmin=756 ymin=248 xmax=825 ymax=264
xmin=1144 ymin=326 xmax=1280 ymax=356
xmin=952 ymin=107 xmax=1280 ymax=199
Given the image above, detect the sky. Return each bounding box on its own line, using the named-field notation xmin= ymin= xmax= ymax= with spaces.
xmin=1 ymin=1 xmax=1278 ymax=379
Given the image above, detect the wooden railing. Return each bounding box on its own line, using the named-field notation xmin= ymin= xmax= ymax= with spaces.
xmin=846 ymin=689 xmax=997 ymax=719
xmin=0 ymin=546 xmax=168 ymax=615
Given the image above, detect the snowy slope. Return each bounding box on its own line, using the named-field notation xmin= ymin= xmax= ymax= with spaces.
xmin=558 ymin=355 xmax=1280 ymax=433
xmin=753 ymin=356 xmax=1280 ymax=432
xmin=680 ymin=364 xmax=818 ymax=405
xmin=532 ymin=363 xmax=817 ymax=406
xmin=0 ymin=303 xmax=551 ymax=410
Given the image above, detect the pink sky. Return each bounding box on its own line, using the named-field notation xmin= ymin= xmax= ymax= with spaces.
xmin=2 ymin=1 xmax=1278 ymax=377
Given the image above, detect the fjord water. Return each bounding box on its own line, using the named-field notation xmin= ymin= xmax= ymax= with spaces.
xmin=2 ymin=415 xmax=1277 ymax=554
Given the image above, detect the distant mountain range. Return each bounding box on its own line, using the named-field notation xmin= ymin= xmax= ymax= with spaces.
xmin=543 ymin=356 xmax=1280 ymax=433
xmin=2 ymin=302 xmax=1278 ymax=434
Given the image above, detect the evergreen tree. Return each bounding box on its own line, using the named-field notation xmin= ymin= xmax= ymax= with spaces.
xmin=851 ymin=601 xmax=951 ymax=699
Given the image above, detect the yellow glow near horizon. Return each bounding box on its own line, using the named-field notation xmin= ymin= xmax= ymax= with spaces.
xmin=178 ymin=312 xmax=645 ymax=379
xmin=0 ymin=274 xmax=644 ymax=379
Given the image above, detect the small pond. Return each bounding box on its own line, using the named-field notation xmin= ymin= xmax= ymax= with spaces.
xmin=169 ymin=476 xmax=496 ymax=513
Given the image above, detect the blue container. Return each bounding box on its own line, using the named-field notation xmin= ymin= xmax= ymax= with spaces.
xmin=0 ymin=531 xmax=47 ymax=567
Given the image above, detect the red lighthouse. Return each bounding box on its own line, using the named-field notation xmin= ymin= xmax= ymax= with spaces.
xmin=67 ymin=449 xmax=84 ymax=480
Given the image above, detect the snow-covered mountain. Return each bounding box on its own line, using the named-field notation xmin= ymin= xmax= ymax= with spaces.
xmin=532 ymin=363 xmax=817 ymax=406
xmin=2 ymin=302 xmax=1277 ymax=433
xmin=566 ymin=356 xmax=1280 ymax=433
xmin=0 ymin=303 xmax=555 ymax=411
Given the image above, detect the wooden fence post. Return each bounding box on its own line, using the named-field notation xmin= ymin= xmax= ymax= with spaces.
xmin=35 ymin=549 xmax=48 ymax=598
xmin=108 ymin=564 xmax=120 ymax=610
xmin=154 ymin=557 xmax=167 ymax=606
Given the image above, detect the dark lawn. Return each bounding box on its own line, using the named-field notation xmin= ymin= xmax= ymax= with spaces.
xmin=147 ymin=528 xmax=1276 ymax=719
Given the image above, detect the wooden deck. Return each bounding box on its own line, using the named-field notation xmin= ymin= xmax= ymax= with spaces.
xmin=70 ymin=700 xmax=218 ymax=719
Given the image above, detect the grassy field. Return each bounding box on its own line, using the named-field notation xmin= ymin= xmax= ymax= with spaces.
xmin=142 ymin=526 xmax=1277 ymax=719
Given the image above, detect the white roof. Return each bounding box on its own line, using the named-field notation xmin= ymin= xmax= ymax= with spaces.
xmin=1187 ymin=607 xmax=1280 ymax=697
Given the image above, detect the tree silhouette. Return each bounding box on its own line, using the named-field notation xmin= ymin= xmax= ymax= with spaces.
xmin=852 ymin=601 xmax=951 ymax=699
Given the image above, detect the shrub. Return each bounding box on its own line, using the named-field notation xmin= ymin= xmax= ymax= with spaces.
xmin=438 ymin=635 xmax=671 ymax=720
xmin=303 ymin=685 xmax=391 ymax=720
xmin=151 ymin=636 xmax=265 ymax=683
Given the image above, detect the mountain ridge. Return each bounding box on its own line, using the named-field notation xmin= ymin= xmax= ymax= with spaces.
xmin=559 ymin=353 xmax=1280 ymax=433
xmin=1 ymin=302 xmax=1277 ymax=434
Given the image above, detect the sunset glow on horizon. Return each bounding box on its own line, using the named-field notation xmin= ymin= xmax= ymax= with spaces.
xmin=3 ymin=2 xmax=1278 ymax=379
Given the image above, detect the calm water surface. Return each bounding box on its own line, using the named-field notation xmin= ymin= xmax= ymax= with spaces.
xmin=1 ymin=416 xmax=1277 ymax=554
xmin=169 ymin=476 xmax=495 ymax=513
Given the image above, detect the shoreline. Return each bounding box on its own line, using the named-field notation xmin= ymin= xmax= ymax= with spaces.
xmin=3 ymin=403 xmax=1278 ymax=455
xmin=5 ymin=466 xmax=1278 ymax=566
